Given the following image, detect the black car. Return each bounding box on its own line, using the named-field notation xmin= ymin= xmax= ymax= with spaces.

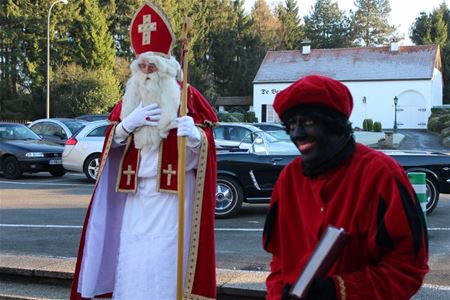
xmin=216 ymin=132 xmax=299 ymax=218
xmin=381 ymin=149 xmax=450 ymax=213
xmin=0 ymin=123 xmax=66 ymax=179
xmin=215 ymin=132 xmax=450 ymax=218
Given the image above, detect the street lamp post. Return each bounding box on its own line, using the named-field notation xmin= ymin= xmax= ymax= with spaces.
xmin=393 ymin=96 xmax=398 ymax=133
xmin=47 ymin=0 xmax=68 ymax=119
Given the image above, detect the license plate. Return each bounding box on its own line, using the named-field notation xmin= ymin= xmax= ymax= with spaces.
xmin=49 ymin=159 xmax=62 ymax=165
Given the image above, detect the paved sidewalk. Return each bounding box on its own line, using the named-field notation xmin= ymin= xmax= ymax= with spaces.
xmin=0 ymin=254 xmax=267 ymax=299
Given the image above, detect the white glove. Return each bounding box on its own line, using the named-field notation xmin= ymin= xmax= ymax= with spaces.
xmin=176 ymin=116 xmax=201 ymax=148
xmin=121 ymin=103 xmax=161 ymax=133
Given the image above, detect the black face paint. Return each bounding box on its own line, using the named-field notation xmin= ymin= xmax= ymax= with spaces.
xmin=285 ymin=110 xmax=355 ymax=177
xmin=287 ymin=116 xmax=330 ymax=164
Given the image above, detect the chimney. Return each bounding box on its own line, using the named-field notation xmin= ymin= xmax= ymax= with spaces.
xmin=301 ymin=39 xmax=311 ymax=55
xmin=390 ymin=41 xmax=400 ymax=52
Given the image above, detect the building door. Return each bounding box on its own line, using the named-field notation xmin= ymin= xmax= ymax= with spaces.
xmin=396 ymin=91 xmax=427 ymax=129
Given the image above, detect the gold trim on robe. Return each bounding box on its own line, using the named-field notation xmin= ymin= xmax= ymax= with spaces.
xmin=183 ymin=128 xmax=209 ymax=297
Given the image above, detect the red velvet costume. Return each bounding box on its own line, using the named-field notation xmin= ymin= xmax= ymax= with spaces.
xmin=263 ymin=143 xmax=428 ymax=300
xmin=70 ymin=85 xmax=218 ymax=299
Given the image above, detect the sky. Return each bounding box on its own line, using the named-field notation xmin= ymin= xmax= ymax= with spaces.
xmin=244 ymin=0 xmax=448 ymax=45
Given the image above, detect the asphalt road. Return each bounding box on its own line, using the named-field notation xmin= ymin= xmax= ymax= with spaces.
xmin=396 ymin=129 xmax=448 ymax=151
xmin=1 ymin=171 xmax=449 ymax=298
xmin=0 ymin=172 xmax=271 ymax=267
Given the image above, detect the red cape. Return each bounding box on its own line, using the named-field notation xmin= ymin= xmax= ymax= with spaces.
xmin=70 ymin=85 xmax=218 ymax=299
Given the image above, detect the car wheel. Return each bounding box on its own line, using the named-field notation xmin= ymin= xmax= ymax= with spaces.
xmin=215 ymin=176 xmax=243 ymax=218
xmin=425 ymin=176 xmax=439 ymax=215
xmin=49 ymin=168 xmax=66 ymax=177
xmin=84 ymin=153 xmax=100 ymax=183
xmin=2 ymin=156 xmax=22 ymax=179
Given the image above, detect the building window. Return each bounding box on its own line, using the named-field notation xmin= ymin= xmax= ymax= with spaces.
xmin=261 ymin=104 xmax=267 ymax=122
xmin=266 ymin=105 xmax=280 ymax=122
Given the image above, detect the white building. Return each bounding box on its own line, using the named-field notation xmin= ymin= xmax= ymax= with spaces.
xmin=253 ymin=43 xmax=443 ymax=129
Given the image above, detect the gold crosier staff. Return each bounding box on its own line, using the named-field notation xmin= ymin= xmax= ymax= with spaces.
xmin=177 ymin=17 xmax=192 ymax=300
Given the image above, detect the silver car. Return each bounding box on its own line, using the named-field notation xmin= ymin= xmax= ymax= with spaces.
xmin=213 ymin=123 xmax=263 ymax=150
xmin=29 ymin=118 xmax=88 ymax=145
xmin=62 ymin=120 xmax=108 ymax=182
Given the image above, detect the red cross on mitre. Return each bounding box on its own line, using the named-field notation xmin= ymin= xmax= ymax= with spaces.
xmin=130 ymin=2 xmax=175 ymax=56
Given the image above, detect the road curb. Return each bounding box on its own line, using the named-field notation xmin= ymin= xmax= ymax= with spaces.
xmin=0 ymin=254 xmax=267 ymax=299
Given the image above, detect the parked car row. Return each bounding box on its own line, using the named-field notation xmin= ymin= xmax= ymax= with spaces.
xmin=213 ymin=122 xmax=289 ymax=150
xmin=0 ymin=116 xmax=104 ymax=179
xmin=0 ymin=122 xmax=66 ymax=179
xmin=1 ymin=120 xmax=449 ymax=219
xmin=215 ymin=130 xmax=450 ymax=218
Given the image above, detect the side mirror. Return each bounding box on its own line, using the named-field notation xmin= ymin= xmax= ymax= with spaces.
xmin=254 ymin=137 xmax=263 ymax=144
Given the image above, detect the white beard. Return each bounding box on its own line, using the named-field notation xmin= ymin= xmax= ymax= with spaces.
xmin=121 ymin=53 xmax=181 ymax=150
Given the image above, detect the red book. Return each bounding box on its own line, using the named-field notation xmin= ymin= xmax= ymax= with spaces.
xmin=289 ymin=225 xmax=349 ymax=299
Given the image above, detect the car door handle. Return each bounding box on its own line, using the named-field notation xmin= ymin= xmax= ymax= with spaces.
xmin=271 ymin=158 xmax=283 ymax=163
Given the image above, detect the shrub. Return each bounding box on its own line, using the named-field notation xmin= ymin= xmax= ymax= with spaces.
xmin=230 ymin=112 xmax=245 ymax=122
xmin=441 ymin=126 xmax=450 ymax=137
xmin=52 ymin=64 xmax=120 ymax=117
xmin=373 ymin=121 xmax=382 ymax=132
xmin=244 ymin=111 xmax=258 ymax=123
xmin=362 ymin=119 xmax=373 ymax=131
xmin=427 ymin=117 xmax=441 ymax=132
xmin=218 ymin=111 xmax=240 ymax=122
xmin=430 ymin=106 xmax=450 ymax=116
xmin=428 ymin=115 xmax=450 ymax=133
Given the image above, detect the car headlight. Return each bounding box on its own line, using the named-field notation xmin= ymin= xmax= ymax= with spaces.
xmin=25 ymin=152 xmax=45 ymax=158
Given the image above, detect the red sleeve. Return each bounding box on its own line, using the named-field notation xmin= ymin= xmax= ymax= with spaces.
xmin=187 ymin=85 xmax=218 ymax=125
xmin=263 ymin=181 xmax=285 ymax=300
xmin=336 ymin=165 xmax=428 ymax=300
xmin=108 ymin=100 xmax=123 ymax=122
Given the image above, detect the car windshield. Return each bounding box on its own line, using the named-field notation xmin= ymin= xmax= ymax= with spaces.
xmin=266 ymin=130 xmax=290 ymax=141
xmin=245 ymin=131 xmax=299 ymax=155
xmin=0 ymin=124 xmax=41 ymax=140
xmin=60 ymin=120 xmax=86 ymax=135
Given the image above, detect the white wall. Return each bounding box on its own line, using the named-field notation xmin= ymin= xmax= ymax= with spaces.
xmin=346 ymin=80 xmax=432 ymax=129
xmin=253 ymin=83 xmax=291 ymax=122
xmin=431 ymin=68 xmax=444 ymax=107
xmin=253 ymin=79 xmax=443 ymax=129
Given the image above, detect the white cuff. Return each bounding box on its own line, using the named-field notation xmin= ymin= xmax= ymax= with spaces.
xmin=113 ymin=122 xmax=129 ymax=145
xmin=186 ymin=127 xmax=201 ymax=148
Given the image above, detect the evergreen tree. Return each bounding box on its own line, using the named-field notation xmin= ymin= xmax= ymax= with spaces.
xmin=442 ymin=41 xmax=450 ymax=102
xmin=231 ymin=0 xmax=263 ymax=96
xmin=410 ymin=2 xmax=450 ymax=102
xmin=1 ymin=0 xmax=77 ymax=119
xmin=410 ymin=12 xmax=433 ymax=45
xmin=410 ymin=3 xmax=448 ymax=49
xmin=73 ymin=0 xmax=116 ymax=69
xmin=352 ymin=0 xmax=396 ymax=46
xmin=303 ymin=0 xmax=353 ymax=49
xmin=277 ymin=0 xmax=303 ymax=50
xmin=102 ymin=0 xmax=143 ymax=58
xmin=1 ymin=1 xmax=21 ymax=118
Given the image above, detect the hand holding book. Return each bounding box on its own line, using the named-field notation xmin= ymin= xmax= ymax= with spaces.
xmin=289 ymin=225 xmax=349 ymax=299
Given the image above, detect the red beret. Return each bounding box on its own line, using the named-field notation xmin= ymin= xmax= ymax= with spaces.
xmin=273 ymin=75 xmax=353 ymax=119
